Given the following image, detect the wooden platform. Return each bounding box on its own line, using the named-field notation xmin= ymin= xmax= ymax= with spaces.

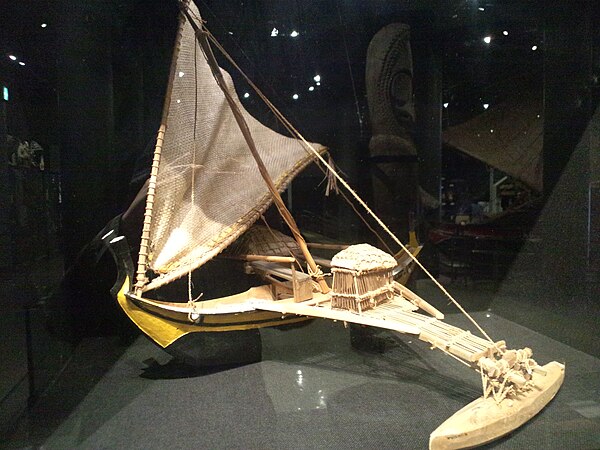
xmin=251 ymin=295 xmax=499 ymax=364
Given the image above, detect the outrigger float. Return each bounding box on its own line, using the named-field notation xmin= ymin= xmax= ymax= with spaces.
xmin=103 ymin=2 xmax=564 ymax=448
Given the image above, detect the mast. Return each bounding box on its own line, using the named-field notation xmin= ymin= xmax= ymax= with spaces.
xmin=181 ymin=5 xmax=329 ymax=294
xmin=134 ymin=1 xmax=190 ymax=295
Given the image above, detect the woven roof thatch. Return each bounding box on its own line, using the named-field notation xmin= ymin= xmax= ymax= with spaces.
xmin=331 ymin=243 xmax=396 ymax=273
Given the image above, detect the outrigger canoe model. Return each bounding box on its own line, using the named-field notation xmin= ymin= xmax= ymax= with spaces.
xmin=104 ymin=2 xmax=565 ymax=448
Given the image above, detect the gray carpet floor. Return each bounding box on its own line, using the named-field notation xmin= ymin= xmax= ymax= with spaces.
xmin=6 ymin=311 xmax=600 ymax=450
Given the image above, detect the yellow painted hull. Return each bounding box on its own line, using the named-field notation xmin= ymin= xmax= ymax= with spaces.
xmin=116 ymin=277 xmax=310 ymax=348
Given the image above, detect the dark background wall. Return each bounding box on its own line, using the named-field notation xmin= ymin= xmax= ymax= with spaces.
xmin=541 ymin=1 xmax=598 ymax=301
xmin=0 ymin=0 xmax=598 ymax=436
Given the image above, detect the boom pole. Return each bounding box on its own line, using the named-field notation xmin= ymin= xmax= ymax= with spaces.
xmin=182 ymin=5 xmax=329 ymax=294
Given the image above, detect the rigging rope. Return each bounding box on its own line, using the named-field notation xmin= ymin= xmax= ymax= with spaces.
xmin=260 ymin=215 xmax=305 ymax=273
xmin=187 ymin=32 xmax=204 ymax=314
xmin=202 ymin=28 xmax=497 ymax=348
xmin=338 ymin=189 xmax=394 ymax=254
xmin=336 ymin=0 xmax=365 ymax=138
xmin=180 ymin=6 xmax=497 ymax=348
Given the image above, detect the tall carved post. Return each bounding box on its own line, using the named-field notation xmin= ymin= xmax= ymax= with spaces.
xmin=413 ymin=33 xmax=442 ymax=220
xmin=366 ymin=24 xmax=418 ymax=241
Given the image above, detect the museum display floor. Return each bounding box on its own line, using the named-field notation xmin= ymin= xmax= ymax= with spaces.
xmin=3 ymin=277 xmax=599 ymax=450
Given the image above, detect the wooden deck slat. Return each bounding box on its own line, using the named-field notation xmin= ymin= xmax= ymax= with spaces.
xmin=251 ymin=294 xmax=499 ymax=363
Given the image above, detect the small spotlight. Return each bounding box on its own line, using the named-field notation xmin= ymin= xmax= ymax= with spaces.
xmin=483 ymin=36 xmax=492 ymax=44
xmin=490 ymin=129 xmax=494 ymax=133
xmin=308 ymin=86 xmax=315 ymax=92
xmin=483 ymin=103 xmax=489 ymax=109
xmin=531 ymin=45 xmax=538 ymax=51
xmin=8 ymin=55 xmax=17 ymax=61
xmin=243 ymin=92 xmax=250 ymax=99
xmin=290 ymin=30 xmax=299 ymax=38
xmin=503 ymin=30 xmax=509 ymax=36
xmin=18 ymin=61 xmax=25 ymax=66
xmin=443 ymin=102 xmax=449 ymax=108
xmin=292 ymin=94 xmax=299 ymax=100
xmin=271 ymin=28 xmax=279 ymax=37
xmin=478 ymin=7 xmax=485 ymax=11
xmin=41 ymin=23 xmax=48 ymax=28
xmin=313 ymin=74 xmax=321 ymax=82
xmin=178 ymin=71 xmax=185 ymax=77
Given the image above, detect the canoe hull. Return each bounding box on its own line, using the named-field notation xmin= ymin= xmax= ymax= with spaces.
xmin=116 ymin=277 xmax=310 ymax=348
xmin=429 ymin=361 xmax=565 ymax=449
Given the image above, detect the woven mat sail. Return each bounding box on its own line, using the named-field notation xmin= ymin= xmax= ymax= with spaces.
xmin=142 ymin=2 xmax=325 ymax=292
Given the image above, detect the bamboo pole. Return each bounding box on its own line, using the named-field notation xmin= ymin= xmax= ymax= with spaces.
xmin=182 ymin=6 xmax=329 ymax=293
xmin=220 ymin=254 xmax=296 ymax=264
xmin=392 ymin=281 xmax=444 ymax=319
xmin=307 ymin=242 xmax=349 ymax=251
xmin=135 ymin=2 xmax=190 ymax=295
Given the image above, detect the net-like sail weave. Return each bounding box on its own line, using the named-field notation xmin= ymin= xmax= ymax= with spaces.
xmin=142 ymin=2 xmax=324 ymax=291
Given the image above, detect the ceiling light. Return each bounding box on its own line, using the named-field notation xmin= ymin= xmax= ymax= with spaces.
xmin=271 ymin=28 xmax=278 ymax=37
xmin=483 ymin=103 xmax=489 ymax=109
xmin=8 ymin=55 xmax=17 ymax=61
xmin=41 ymin=23 xmax=48 ymax=28
xmin=243 ymin=92 xmax=250 ymax=98
xmin=292 ymin=94 xmax=299 ymax=100
xmin=443 ymin=102 xmax=449 ymax=108
xmin=308 ymin=86 xmax=315 ymax=92
xmin=531 ymin=45 xmax=538 ymax=51
xmin=18 ymin=61 xmax=25 ymax=66
xmin=503 ymin=30 xmax=508 ymax=36
xmin=290 ymin=30 xmax=299 ymax=38
xmin=483 ymin=36 xmax=492 ymax=44
xmin=478 ymin=7 xmax=485 ymax=11
xmin=313 ymin=74 xmax=321 ymax=82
